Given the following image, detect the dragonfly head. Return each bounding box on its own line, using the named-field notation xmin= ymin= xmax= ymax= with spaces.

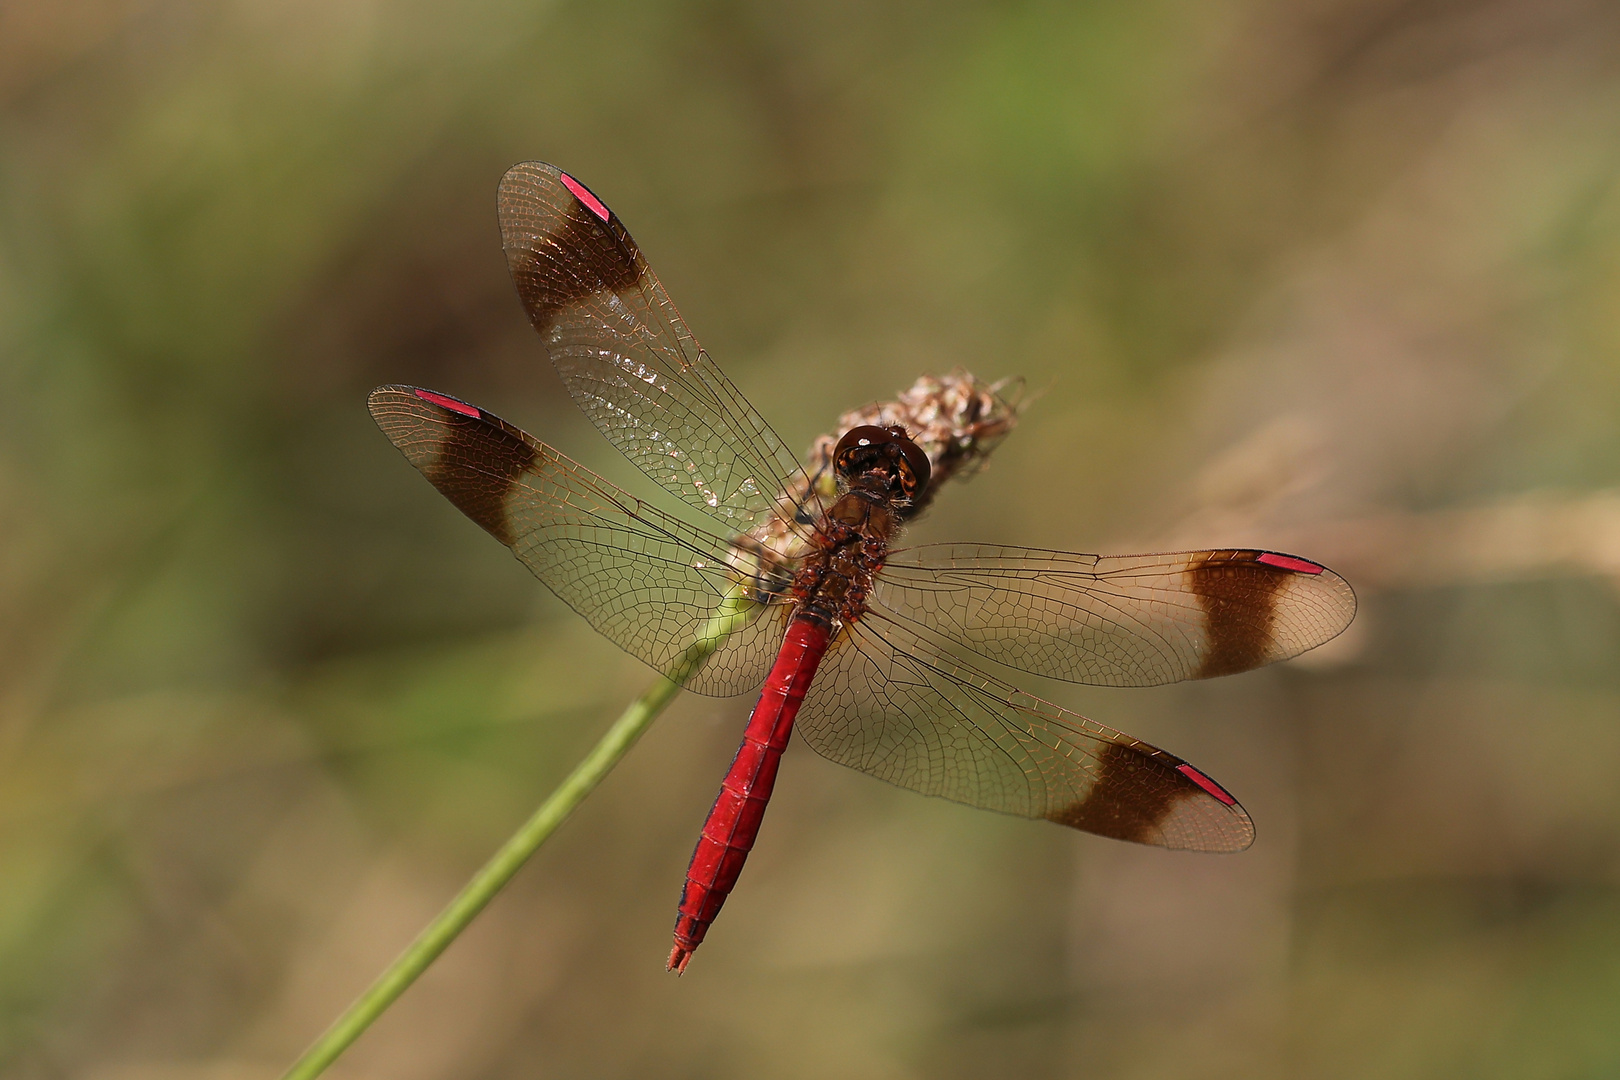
xmin=832 ymin=425 xmax=931 ymax=501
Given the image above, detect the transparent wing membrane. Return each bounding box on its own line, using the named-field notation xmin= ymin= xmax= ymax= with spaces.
xmin=497 ymin=162 xmax=821 ymax=540
xmin=878 ymin=544 xmax=1356 ymax=687
xmin=370 ymin=387 xmax=792 ymax=697
xmin=796 ymin=611 xmax=1254 ymax=853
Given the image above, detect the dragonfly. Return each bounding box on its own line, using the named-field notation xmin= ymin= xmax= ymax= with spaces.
xmin=369 ymin=162 xmax=1357 ymax=974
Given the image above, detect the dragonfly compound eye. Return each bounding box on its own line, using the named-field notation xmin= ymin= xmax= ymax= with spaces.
xmin=894 ymin=435 xmax=931 ymax=498
xmin=833 ymin=425 xmax=893 ymax=473
xmin=833 ymin=425 xmax=929 ymax=497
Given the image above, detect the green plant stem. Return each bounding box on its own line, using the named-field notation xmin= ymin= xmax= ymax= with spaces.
xmin=280 ymin=588 xmax=757 ymax=1080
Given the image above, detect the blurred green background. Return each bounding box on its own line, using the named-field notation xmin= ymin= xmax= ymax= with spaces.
xmin=4 ymin=1 xmax=1620 ymax=1077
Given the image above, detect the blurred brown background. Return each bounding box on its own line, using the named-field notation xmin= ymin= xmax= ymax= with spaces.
xmin=4 ymin=0 xmax=1620 ymax=1077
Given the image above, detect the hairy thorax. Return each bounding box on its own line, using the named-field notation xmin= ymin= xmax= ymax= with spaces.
xmin=792 ymin=486 xmax=902 ymax=629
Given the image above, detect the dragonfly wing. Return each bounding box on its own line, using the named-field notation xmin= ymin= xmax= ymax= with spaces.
xmin=497 ymin=162 xmax=820 ymax=538
xmin=795 ymin=610 xmax=1254 ymax=852
xmin=370 ymin=386 xmax=793 ymax=697
xmin=876 ymin=544 xmax=1356 ymax=687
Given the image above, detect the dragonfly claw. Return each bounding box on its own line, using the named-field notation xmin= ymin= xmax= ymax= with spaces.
xmin=666 ymin=943 xmax=694 ymax=975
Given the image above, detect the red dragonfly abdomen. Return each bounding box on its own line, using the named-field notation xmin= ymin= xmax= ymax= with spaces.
xmin=668 ymin=617 xmax=832 ymax=973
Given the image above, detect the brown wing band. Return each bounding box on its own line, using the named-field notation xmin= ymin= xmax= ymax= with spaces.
xmin=505 ymin=193 xmax=643 ymax=338
xmin=1044 ymin=742 xmax=1191 ymax=844
xmin=1188 ymin=550 xmax=1290 ymax=678
xmin=420 ymin=405 xmax=538 ymax=546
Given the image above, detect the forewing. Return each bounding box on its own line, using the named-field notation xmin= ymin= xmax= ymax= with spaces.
xmin=795 ymin=611 xmax=1254 ymax=852
xmin=876 ymin=545 xmax=1356 ymax=687
xmin=497 ymin=162 xmax=820 ymax=538
xmin=369 ymin=386 xmax=792 ymax=697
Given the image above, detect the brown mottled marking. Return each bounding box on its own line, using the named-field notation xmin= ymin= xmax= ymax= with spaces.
xmin=1188 ymin=550 xmax=1289 ymax=678
xmin=423 ymin=411 xmax=537 ymax=546
xmin=1044 ymin=742 xmax=1189 ymax=843
xmin=502 ymin=187 xmax=642 ymax=338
